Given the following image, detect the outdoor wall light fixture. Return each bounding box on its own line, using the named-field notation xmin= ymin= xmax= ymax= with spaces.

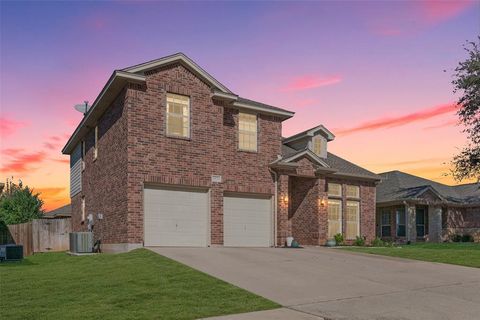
xmin=282 ymin=194 xmax=289 ymax=205
xmin=319 ymin=196 xmax=327 ymax=207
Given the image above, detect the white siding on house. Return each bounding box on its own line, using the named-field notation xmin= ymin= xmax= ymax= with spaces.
xmin=70 ymin=144 xmax=82 ymax=197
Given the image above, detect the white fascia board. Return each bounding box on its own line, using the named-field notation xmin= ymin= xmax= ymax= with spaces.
xmin=62 ymin=71 xmax=146 ymax=154
xmin=232 ymin=101 xmax=295 ymax=119
xmin=212 ymin=90 xmax=239 ymax=101
xmin=123 ymin=53 xmax=233 ymax=94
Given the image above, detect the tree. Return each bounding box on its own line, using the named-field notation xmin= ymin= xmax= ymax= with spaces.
xmin=0 ymin=179 xmax=44 ymax=225
xmin=452 ymin=37 xmax=480 ymax=182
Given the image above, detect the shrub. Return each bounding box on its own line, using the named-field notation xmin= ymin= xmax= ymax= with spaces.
xmin=451 ymin=234 xmax=463 ymax=242
xmin=354 ymin=236 xmax=365 ymax=246
xmin=371 ymin=237 xmax=384 ymax=247
xmin=0 ymin=180 xmax=44 ymax=225
xmin=462 ymin=234 xmax=474 ymax=242
xmin=334 ymin=233 xmax=344 ymax=245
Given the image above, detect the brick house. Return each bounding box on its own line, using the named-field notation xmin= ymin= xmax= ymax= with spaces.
xmin=376 ymin=171 xmax=480 ymax=243
xmin=62 ymin=53 xmax=380 ymax=252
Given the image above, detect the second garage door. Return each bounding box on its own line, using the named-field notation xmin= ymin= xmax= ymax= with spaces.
xmin=144 ymin=186 xmax=209 ymax=247
xmin=223 ymin=194 xmax=272 ymax=247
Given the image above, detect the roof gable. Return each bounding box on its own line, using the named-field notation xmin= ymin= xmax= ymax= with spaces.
xmin=122 ymin=52 xmax=233 ymax=94
xmin=283 ymin=125 xmax=335 ymax=144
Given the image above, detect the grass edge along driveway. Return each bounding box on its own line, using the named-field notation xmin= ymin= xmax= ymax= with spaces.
xmin=341 ymin=243 xmax=480 ymax=268
xmin=0 ymin=249 xmax=279 ymax=320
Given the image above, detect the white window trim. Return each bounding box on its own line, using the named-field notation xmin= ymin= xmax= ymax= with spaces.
xmin=81 ymin=140 xmax=86 ymax=171
xmin=238 ymin=112 xmax=258 ymax=152
xmin=166 ymin=93 xmax=191 ymax=139
xmin=81 ymin=197 xmax=86 ymax=222
xmin=346 ymin=201 xmax=360 ymax=240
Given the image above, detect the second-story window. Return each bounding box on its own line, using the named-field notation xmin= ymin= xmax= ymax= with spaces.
xmin=312 ymin=135 xmax=322 ymax=156
xmin=238 ymin=112 xmax=257 ymax=151
xmin=166 ymin=93 xmax=190 ymax=138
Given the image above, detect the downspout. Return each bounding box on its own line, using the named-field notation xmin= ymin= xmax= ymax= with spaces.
xmin=269 ymin=167 xmax=278 ymax=248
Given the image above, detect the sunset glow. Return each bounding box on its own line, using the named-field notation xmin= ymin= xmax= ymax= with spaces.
xmin=0 ymin=1 xmax=478 ymax=211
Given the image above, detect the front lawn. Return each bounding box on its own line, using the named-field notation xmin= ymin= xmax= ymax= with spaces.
xmin=0 ymin=249 xmax=279 ymax=320
xmin=341 ymin=243 xmax=480 ymax=268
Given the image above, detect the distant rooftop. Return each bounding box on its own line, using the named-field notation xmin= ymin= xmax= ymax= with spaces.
xmin=377 ymin=171 xmax=480 ymax=204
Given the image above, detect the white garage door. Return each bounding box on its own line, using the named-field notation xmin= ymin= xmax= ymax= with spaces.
xmin=144 ymin=186 xmax=209 ymax=247
xmin=223 ymin=194 xmax=272 ymax=247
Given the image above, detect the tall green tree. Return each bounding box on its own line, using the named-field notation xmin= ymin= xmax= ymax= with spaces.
xmin=452 ymin=37 xmax=480 ymax=182
xmin=0 ymin=180 xmax=44 ymax=225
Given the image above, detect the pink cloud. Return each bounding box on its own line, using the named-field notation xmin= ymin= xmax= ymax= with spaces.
xmin=0 ymin=150 xmax=47 ymax=173
xmin=336 ymin=103 xmax=457 ymax=136
xmin=43 ymin=135 xmax=67 ymax=151
xmin=282 ymin=75 xmax=342 ymax=92
xmin=0 ymin=116 xmax=27 ymax=136
xmin=423 ymin=118 xmax=459 ymax=130
xmin=418 ymin=0 xmax=475 ymax=24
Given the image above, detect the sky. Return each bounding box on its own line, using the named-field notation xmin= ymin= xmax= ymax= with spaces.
xmin=0 ymin=1 xmax=479 ymax=211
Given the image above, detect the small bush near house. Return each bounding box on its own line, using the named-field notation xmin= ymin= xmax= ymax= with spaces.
xmin=462 ymin=234 xmax=474 ymax=242
xmin=354 ymin=236 xmax=365 ymax=246
xmin=371 ymin=237 xmax=384 ymax=247
xmin=0 ymin=180 xmax=44 ymax=225
xmin=451 ymin=234 xmax=462 ymax=242
xmin=334 ymin=233 xmax=344 ymax=245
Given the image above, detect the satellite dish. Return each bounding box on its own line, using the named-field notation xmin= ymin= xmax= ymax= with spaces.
xmin=74 ymin=101 xmax=91 ymax=115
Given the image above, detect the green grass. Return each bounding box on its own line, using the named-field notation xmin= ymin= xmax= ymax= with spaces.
xmin=0 ymin=249 xmax=279 ymax=320
xmin=341 ymin=243 xmax=480 ymax=268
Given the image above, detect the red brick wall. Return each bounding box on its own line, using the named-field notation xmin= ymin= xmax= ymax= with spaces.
xmin=276 ymin=156 xmax=376 ymax=246
xmin=71 ymin=90 xmax=129 ymax=244
xmin=125 ymin=63 xmax=282 ymax=245
xmin=290 ymin=177 xmax=321 ymax=245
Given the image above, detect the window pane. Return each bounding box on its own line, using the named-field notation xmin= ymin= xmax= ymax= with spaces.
xmin=416 ymin=226 xmax=425 ymax=237
xmin=416 ymin=209 xmax=425 ymax=224
xmin=239 ymin=112 xmax=257 ymax=151
xmin=167 ymin=93 xmax=190 ymax=138
xmin=328 ymin=183 xmax=342 ymax=197
xmin=346 ymin=201 xmax=359 ymax=240
xmin=381 ymin=226 xmax=391 ymax=237
xmin=313 ymin=136 xmax=322 ymax=155
xmin=346 ymin=185 xmax=360 ymax=198
xmin=328 ymin=199 xmax=342 ymax=238
xmin=381 ymin=211 xmax=390 ymax=225
xmin=397 ymin=225 xmax=406 ymax=237
xmin=396 ymin=208 xmax=405 ymax=225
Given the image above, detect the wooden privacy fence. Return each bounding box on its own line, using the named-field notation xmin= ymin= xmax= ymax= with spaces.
xmin=7 ymin=218 xmax=71 ymax=256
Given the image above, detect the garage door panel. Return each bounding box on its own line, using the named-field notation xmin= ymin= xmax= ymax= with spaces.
xmin=224 ymin=195 xmax=272 ymax=247
xmin=144 ymin=187 xmax=208 ymax=247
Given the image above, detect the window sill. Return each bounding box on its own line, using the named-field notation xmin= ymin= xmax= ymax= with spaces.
xmin=166 ymin=134 xmax=191 ymax=141
xmin=238 ymin=149 xmax=258 ymax=154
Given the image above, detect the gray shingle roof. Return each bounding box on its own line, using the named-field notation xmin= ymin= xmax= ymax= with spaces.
xmin=44 ymin=204 xmax=71 ymax=218
xmin=280 ymin=145 xmax=381 ymax=180
xmin=377 ymin=171 xmax=480 ymax=204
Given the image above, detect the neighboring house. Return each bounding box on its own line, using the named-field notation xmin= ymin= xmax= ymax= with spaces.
xmin=62 ymin=53 xmax=380 ymax=252
xmin=44 ymin=204 xmax=72 ymax=219
xmin=376 ymin=171 xmax=480 ymax=243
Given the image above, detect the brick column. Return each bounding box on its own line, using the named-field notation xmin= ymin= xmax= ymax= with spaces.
xmin=428 ymin=205 xmax=442 ymax=242
xmin=317 ymin=177 xmax=328 ymax=245
xmin=405 ymin=202 xmax=417 ymax=243
xmin=210 ymin=183 xmax=224 ymax=245
xmin=277 ymin=174 xmax=290 ymax=246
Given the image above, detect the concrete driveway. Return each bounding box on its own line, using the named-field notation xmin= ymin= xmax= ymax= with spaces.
xmin=149 ymin=247 xmax=480 ymax=320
